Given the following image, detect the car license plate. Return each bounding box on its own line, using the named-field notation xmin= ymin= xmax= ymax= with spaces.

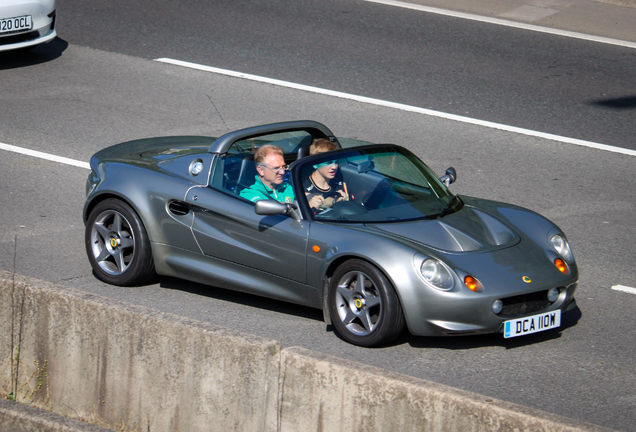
xmin=0 ymin=16 xmax=32 ymax=34
xmin=504 ymin=310 xmax=561 ymax=338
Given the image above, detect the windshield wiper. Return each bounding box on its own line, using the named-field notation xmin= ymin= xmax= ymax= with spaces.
xmin=437 ymin=195 xmax=463 ymax=219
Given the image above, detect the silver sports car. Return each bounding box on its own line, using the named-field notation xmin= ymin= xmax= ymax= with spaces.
xmin=84 ymin=121 xmax=578 ymax=347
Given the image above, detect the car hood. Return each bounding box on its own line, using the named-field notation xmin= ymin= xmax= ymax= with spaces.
xmin=365 ymin=206 xmax=520 ymax=253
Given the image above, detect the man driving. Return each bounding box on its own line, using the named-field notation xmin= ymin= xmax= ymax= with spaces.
xmin=240 ymin=144 xmax=296 ymax=204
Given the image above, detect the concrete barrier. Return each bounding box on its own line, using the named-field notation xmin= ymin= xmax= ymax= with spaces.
xmin=0 ymin=397 xmax=114 ymax=432
xmin=0 ymin=272 xmax=615 ymax=431
xmin=279 ymin=348 xmax=612 ymax=432
xmin=0 ymin=271 xmax=281 ymax=432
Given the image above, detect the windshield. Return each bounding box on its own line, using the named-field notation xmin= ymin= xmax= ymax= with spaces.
xmin=295 ymin=145 xmax=461 ymax=223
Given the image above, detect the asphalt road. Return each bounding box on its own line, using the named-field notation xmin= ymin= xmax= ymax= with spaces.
xmin=1 ymin=1 xmax=635 ymax=430
xmin=57 ymin=0 xmax=636 ymax=150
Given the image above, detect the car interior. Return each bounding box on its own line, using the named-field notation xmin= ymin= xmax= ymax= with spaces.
xmin=211 ymin=133 xmax=316 ymax=196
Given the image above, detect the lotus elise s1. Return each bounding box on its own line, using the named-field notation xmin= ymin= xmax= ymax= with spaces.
xmin=84 ymin=121 xmax=578 ymax=346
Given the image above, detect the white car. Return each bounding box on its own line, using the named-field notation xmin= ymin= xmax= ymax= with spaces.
xmin=0 ymin=0 xmax=56 ymax=52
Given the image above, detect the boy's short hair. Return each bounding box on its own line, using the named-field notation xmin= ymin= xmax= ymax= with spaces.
xmin=310 ymin=138 xmax=337 ymax=155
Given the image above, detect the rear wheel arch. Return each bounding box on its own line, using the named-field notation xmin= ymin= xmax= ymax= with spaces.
xmin=85 ymin=193 xmax=137 ymax=224
xmin=85 ymin=192 xmax=158 ymax=238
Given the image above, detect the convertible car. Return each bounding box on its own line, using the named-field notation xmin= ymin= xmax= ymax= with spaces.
xmin=84 ymin=121 xmax=578 ymax=347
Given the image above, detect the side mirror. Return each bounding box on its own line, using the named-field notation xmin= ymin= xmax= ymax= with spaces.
xmin=439 ymin=167 xmax=457 ymax=187
xmin=255 ymin=199 xmax=287 ymax=215
xmin=255 ymin=199 xmax=301 ymax=221
xmin=357 ymin=158 xmax=375 ymax=173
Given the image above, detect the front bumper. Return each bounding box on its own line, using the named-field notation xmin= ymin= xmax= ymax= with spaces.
xmin=0 ymin=9 xmax=56 ymax=52
xmin=404 ymin=281 xmax=578 ymax=337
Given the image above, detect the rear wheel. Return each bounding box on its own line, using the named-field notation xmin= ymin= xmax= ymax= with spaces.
xmin=329 ymin=260 xmax=405 ymax=347
xmin=85 ymin=199 xmax=155 ymax=286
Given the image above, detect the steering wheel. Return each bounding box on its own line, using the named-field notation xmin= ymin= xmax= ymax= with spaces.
xmin=322 ymin=191 xmax=342 ymax=200
xmin=330 ymin=200 xmax=368 ymax=218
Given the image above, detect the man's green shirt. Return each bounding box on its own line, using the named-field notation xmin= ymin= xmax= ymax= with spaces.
xmin=240 ymin=176 xmax=296 ymax=204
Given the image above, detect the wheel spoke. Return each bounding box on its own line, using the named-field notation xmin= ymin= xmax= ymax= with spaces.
xmin=341 ymin=308 xmax=359 ymax=326
xmin=112 ymin=213 xmax=123 ymax=235
xmin=355 ymin=271 xmax=366 ymax=290
xmin=95 ymin=246 xmax=111 ymax=263
xmin=337 ymin=283 xmax=355 ymax=302
xmin=359 ymin=310 xmax=376 ymax=333
xmin=112 ymin=249 xmax=127 ymax=273
xmin=93 ymin=222 xmax=111 ymax=240
xmin=364 ymin=295 xmax=381 ymax=309
xmin=119 ymin=236 xmax=134 ymax=249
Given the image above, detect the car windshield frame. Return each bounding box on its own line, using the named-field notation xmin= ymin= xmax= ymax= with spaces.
xmin=291 ymin=144 xmax=460 ymax=223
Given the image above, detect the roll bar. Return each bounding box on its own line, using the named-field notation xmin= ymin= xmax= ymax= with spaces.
xmin=208 ymin=120 xmax=336 ymax=154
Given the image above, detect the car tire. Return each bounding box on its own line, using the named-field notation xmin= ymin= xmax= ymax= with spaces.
xmin=329 ymin=259 xmax=405 ymax=347
xmin=85 ymin=199 xmax=155 ymax=286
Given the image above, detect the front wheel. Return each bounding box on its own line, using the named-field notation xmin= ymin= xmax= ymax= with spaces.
xmin=85 ymin=199 xmax=155 ymax=286
xmin=329 ymin=260 xmax=405 ymax=347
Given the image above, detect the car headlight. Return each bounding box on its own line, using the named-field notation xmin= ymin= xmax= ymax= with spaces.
xmin=550 ymin=234 xmax=573 ymax=262
xmin=420 ymin=258 xmax=455 ymax=290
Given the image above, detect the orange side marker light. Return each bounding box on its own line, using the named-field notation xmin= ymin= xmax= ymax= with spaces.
xmin=554 ymin=258 xmax=568 ymax=274
xmin=464 ymin=276 xmax=483 ymax=292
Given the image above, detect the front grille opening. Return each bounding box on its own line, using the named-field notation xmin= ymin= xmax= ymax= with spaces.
xmin=499 ymin=289 xmax=558 ymax=317
xmin=0 ymin=31 xmax=39 ymax=46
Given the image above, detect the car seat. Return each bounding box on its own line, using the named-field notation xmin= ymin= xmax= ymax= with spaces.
xmin=235 ymin=154 xmax=258 ymax=194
